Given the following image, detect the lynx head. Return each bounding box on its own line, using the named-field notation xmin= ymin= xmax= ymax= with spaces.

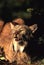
xmin=10 ymin=23 xmax=38 ymax=53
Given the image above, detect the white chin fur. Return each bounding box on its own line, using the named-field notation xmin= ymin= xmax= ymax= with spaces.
xmin=12 ymin=38 xmax=25 ymax=53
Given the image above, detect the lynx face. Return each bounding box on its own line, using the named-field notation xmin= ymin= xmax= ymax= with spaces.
xmin=12 ymin=25 xmax=32 ymax=53
xmin=11 ymin=23 xmax=38 ymax=53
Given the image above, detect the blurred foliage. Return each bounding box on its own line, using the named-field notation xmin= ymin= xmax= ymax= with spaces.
xmin=7 ymin=0 xmax=25 ymax=7
xmin=38 ymin=35 xmax=44 ymax=44
xmin=27 ymin=8 xmax=34 ymax=12
xmin=0 ymin=0 xmax=44 ymax=19
xmin=0 ymin=0 xmax=33 ymax=19
xmin=12 ymin=10 xmax=33 ymax=18
xmin=0 ymin=0 xmax=31 ymax=8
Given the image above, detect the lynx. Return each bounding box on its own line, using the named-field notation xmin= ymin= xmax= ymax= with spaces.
xmin=0 ymin=22 xmax=38 ymax=63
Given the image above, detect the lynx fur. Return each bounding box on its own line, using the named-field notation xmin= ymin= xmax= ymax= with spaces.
xmin=0 ymin=22 xmax=38 ymax=63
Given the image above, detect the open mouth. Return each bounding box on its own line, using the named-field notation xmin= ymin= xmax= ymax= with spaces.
xmin=14 ymin=35 xmax=22 ymax=41
xmin=14 ymin=37 xmax=25 ymax=46
xmin=15 ymin=38 xmax=19 ymax=41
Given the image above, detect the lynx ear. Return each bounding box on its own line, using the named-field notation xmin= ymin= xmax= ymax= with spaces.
xmin=10 ymin=23 xmax=14 ymax=29
xmin=29 ymin=24 xmax=38 ymax=33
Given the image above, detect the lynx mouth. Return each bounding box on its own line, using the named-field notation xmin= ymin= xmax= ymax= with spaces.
xmin=15 ymin=38 xmax=20 ymax=41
